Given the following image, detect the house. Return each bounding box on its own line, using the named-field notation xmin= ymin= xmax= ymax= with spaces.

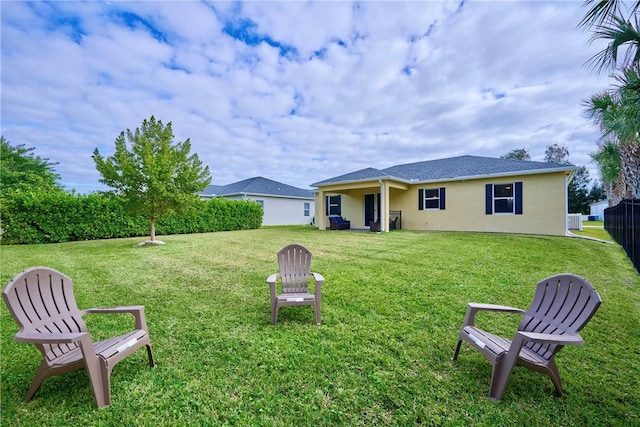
xmin=311 ymin=155 xmax=576 ymax=236
xmin=589 ymin=200 xmax=608 ymax=221
xmin=199 ymin=177 xmax=315 ymax=226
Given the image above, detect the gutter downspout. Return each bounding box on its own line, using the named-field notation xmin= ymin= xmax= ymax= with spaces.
xmin=564 ymin=171 xmax=574 ymax=235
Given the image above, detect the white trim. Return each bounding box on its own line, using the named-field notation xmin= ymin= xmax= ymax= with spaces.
xmin=204 ymin=192 xmax=313 ymax=200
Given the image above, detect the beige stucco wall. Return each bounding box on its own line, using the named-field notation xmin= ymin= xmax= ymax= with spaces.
xmin=315 ymin=171 xmax=569 ymax=236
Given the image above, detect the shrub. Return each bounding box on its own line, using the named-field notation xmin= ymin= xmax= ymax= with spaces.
xmin=0 ymin=191 xmax=262 ymax=244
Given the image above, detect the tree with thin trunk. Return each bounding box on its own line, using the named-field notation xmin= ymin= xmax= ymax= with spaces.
xmin=500 ymin=148 xmax=531 ymax=161
xmin=544 ymin=143 xmax=571 ymax=165
xmin=93 ymin=116 xmax=211 ymax=244
xmin=568 ymin=166 xmax=592 ymax=214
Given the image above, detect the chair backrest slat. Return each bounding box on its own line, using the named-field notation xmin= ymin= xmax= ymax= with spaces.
xmin=520 ymin=274 xmax=601 ymax=360
xmin=278 ymin=244 xmax=312 ymax=293
xmin=3 ymin=267 xmax=88 ymax=361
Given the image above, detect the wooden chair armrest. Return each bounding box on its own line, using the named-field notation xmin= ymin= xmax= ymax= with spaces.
xmin=14 ymin=331 xmax=88 ymax=344
xmin=462 ymin=303 xmax=524 ymax=327
xmin=517 ymin=331 xmax=584 ymax=346
xmin=467 ymin=303 xmax=524 ymax=313
xmin=266 ymin=273 xmax=279 ymax=285
xmin=267 ymin=273 xmax=279 ymax=300
xmin=311 ymin=272 xmax=324 ymax=296
xmin=84 ymin=306 xmax=144 ymax=314
xmin=311 ymin=272 xmax=324 ymax=284
xmin=83 ymin=306 xmax=149 ymax=330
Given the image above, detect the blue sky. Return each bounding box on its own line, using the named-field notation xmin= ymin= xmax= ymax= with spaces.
xmin=1 ymin=1 xmax=610 ymax=193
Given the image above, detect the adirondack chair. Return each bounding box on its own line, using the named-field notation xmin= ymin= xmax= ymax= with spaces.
xmin=2 ymin=267 xmax=155 ymax=408
xmin=452 ymin=273 xmax=601 ymax=400
xmin=267 ymin=244 xmax=324 ymax=325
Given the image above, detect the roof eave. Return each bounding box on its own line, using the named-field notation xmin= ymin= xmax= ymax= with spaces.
xmin=312 ymin=175 xmax=404 ymax=188
xmin=223 ymin=192 xmax=314 ymax=200
xmin=313 ymin=166 xmax=575 ymax=187
xmin=416 ymin=166 xmax=577 ymax=185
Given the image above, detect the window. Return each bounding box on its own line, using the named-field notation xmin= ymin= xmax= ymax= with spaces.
xmin=486 ymin=182 xmax=523 ymax=215
xmin=325 ymin=195 xmax=341 ymax=216
xmin=255 ymin=200 xmax=264 ymax=209
xmin=493 ymin=184 xmax=513 ymax=213
xmin=304 ymin=202 xmax=310 ymax=217
xmin=418 ymin=187 xmax=446 ymax=210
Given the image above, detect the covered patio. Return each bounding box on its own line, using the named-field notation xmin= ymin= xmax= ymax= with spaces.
xmin=315 ymin=178 xmax=408 ymax=232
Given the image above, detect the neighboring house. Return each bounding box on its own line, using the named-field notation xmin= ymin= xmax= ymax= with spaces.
xmin=311 ymin=155 xmax=576 ymax=236
xmin=199 ymin=177 xmax=315 ymax=226
xmin=589 ymin=200 xmax=608 ymax=221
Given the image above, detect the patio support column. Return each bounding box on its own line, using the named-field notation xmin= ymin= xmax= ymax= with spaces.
xmin=379 ymin=180 xmax=389 ymax=232
xmin=318 ymin=189 xmax=326 ymax=230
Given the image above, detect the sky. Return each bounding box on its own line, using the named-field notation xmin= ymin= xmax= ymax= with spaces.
xmin=1 ymin=0 xmax=614 ymax=193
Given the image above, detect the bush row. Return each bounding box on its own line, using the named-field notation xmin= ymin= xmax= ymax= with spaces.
xmin=0 ymin=191 xmax=263 ymax=244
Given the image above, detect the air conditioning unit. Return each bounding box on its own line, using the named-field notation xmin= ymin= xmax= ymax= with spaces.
xmin=567 ymin=214 xmax=582 ymax=230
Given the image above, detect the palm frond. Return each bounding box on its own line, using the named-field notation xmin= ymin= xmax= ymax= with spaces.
xmin=580 ymin=0 xmax=640 ymax=29
xmin=586 ymin=15 xmax=640 ymax=73
xmin=579 ymin=0 xmax=622 ymax=29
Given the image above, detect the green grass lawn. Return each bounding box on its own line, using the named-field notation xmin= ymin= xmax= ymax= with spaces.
xmin=573 ymin=221 xmax=613 ymax=242
xmin=1 ymin=227 xmax=638 ymax=426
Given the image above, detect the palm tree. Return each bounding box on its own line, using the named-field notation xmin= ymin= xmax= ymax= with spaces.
xmin=582 ymin=2 xmax=640 ymax=201
xmin=591 ymin=140 xmax=623 ymax=205
xmin=585 ymin=67 xmax=640 ymax=200
xmin=580 ymin=0 xmax=640 ymax=73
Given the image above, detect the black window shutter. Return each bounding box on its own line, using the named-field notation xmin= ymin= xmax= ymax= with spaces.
xmin=337 ymin=195 xmax=342 ymax=215
xmin=325 ymin=196 xmax=329 ymax=216
xmin=418 ymin=189 xmax=424 ymax=211
xmin=439 ymin=187 xmax=446 ymax=210
xmin=485 ymin=184 xmax=493 ymax=214
xmin=515 ymin=182 xmax=523 ymax=214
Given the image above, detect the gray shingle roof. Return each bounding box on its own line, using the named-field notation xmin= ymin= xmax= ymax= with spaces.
xmin=312 ymin=155 xmax=574 ymax=187
xmin=200 ymin=177 xmax=314 ymax=199
xmin=316 ymin=167 xmax=388 ymax=183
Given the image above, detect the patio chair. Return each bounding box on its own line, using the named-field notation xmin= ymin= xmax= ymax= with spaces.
xmin=267 ymin=244 xmax=324 ymax=325
xmin=2 ymin=267 xmax=155 ymax=408
xmin=329 ymin=216 xmax=350 ymax=230
xmin=452 ymin=273 xmax=601 ymax=400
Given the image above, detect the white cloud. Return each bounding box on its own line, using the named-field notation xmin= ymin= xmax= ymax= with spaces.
xmin=1 ymin=0 xmax=610 ymax=193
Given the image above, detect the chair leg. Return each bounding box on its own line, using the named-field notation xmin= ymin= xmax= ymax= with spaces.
xmin=271 ymin=304 xmax=278 ymax=325
xmin=98 ymin=361 xmax=112 ymax=408
xmin=146 ymin=344 xmax=156 ymax=367
xmin=25 ymin=361 xmax=51 ymax=402
xmin=488 ymin=334 xmax=525 ymax=401
xmin=314 ymin=300 xmax=321 ymax=325
xmin=84 ymin=358 xmax=109 ymax=408
xmin=489 ymin=359 xmax=511 ymax=401
xmin=544 ymin=359 xmax=564 ymax=396
xmin=452 ymin=339 xmax=463 ymax=361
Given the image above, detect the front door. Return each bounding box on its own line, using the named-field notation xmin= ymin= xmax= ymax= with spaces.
xmin=364 ymin=193 xmax=380 ymax=227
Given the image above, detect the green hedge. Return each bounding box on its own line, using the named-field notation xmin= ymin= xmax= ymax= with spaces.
xmin=0 ymin=191 xmax=262 ymax=244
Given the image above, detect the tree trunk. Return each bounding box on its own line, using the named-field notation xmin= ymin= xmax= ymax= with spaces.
xmin=150 ymin=218 xmax=156 ymax=241
xmin=606 ymin=180 xmax=623 ymax=206
xmin=619 ymin=142 xmax=640 ymax=199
